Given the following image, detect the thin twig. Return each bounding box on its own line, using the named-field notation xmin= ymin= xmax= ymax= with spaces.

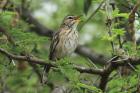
xmin=105 ymin=0 xmax=115 ymax=55
xmin=118 ymin=35 xmax=123 ymax=48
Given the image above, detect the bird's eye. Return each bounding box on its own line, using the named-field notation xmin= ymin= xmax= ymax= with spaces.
xmin=68 ymin=16 xmax=73 ymax=19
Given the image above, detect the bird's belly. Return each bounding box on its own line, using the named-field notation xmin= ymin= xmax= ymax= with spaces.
xmin=55 ymin=31 xmax=78 ymax=59
xmin=64 ymin=37 xmax=78 ymax=55
xmin=57 ymin=36 xmax=78 ymax=58
xmin=64 ymin=31 xmax=78 ymax=55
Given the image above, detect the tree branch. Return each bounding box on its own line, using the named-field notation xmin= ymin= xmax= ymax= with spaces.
xmin=127 ymin=0 xmax=140 ymax=45
xmin=0 ymin=47 xmax=140 ymax=92
xmin=0 ymin=48 xmax=103 ymax=75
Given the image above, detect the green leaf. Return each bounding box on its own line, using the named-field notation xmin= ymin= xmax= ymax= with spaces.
xmin=112 ymin=8 xmax=129 ymax=19
xmin=77 ymin=83 xmax=102 ymax=93
xmin=102 ymin=34 xmax=116 ymax=41
xmin=112 ymin=28 xmax=125 ymax=36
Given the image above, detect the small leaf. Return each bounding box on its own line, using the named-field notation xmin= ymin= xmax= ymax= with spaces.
xmin=102 ymin=34 xmax=116 ymax=41
xmin=112 ymin=8 xmax=129 ymax=19
xmin=83 ymin=0 xmax=92 ymax=15
xmin=112 ymin=28 xmax=125 ymax=36
xmin=77 ymin=83 xmax=102 ymax=93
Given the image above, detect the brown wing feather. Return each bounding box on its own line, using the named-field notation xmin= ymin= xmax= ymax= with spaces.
xmin=49 ymin=32 xmax=60 ymax=60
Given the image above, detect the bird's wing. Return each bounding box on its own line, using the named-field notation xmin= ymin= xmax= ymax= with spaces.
xmin=49 ymin=32 xmax=60 ymax=60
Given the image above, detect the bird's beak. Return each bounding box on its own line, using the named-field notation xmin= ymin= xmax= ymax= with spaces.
xmin=75 ymin=15 xmax=81 ymax=23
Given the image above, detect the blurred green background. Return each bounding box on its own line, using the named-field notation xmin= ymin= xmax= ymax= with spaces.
xmin=0 ymin=0 xmax=140 ymax=93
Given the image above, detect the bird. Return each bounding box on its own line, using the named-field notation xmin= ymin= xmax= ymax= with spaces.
xmin=42 ymin=16 xmax=80 ymax=83
xmin=49 ymin=15 xmax=80 ymax=61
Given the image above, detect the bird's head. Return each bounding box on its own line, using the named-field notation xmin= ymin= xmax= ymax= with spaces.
xmin=62 ymin=15 xmax=81 ymax=29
